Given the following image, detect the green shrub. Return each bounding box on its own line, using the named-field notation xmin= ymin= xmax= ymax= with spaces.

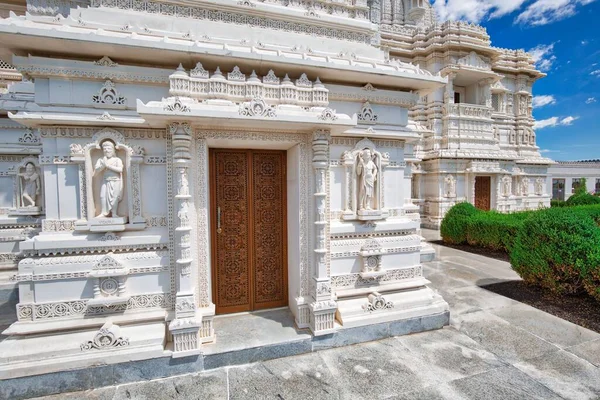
xmin=566 ymin=192 xmax=600 ymax=207
xmin=551 ymin=200 xmax=567 ymax=208
xmin=510 ymin=207 xmax=600 ymax=296
xmin=574 ymin=204 xmax=600 ymax=223
xmin=440 ymin=202 xmax=480 ymax=245
xmin=465 ymin=211 xmax=531 ymax=252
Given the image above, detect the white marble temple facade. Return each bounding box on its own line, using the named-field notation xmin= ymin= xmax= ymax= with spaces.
xmin=0 ymin=0 xmax=549 ymax=378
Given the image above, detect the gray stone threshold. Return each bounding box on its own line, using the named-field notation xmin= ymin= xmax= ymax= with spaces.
xmin=0 ymin=311 xmax=449 ymax=400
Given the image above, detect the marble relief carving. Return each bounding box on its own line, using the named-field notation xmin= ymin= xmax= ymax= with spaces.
xmin=9 ymin=157 xmax=44 ymax=216
xmin=94 ymin=140 xmax=124 ymax=218
xmin=71 ymin=128 xmax=146 ymax=232
xmin=342 ymin=138 xmax=389 ymax=221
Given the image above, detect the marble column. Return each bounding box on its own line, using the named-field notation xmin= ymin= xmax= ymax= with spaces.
xmin=168 ymin=122 xmax=202 ymax=358
xmin=309 ymin=129 xmax=337 ymax=336
xmin=444 ymin=72 xmax=456 ymax=104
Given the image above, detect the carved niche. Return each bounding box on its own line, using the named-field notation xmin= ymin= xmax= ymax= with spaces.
xmin=8 ymin=157 xmax=44 ymax=216
xmin=71 ymin=128 xmax=145 ymax=232
xmin=342 ymin=138 xmax=389 ymax=221
xmin=88 ymin=253 xmax=130 ymax=307
xmin=360 ymin=237 xmax=386 ymax=279
xmin=535 ymin=178 xmax=545 ymax=196
xmin=501 ymin=175 xmax=512 ymax=197
xmin=443 ymin=174 xmax=456 ymax=198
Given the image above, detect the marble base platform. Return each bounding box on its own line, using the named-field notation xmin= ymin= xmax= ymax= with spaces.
xmin=0 ymin=308 xmax=450 ymax=400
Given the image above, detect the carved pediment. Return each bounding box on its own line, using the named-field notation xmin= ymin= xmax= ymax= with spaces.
xmin=94 ymin=254 xmax=123 ymax=270
xmin=457 ymin=52 xmax=490 ymax=71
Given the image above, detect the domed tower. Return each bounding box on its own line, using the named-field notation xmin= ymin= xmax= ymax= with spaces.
xmin=371 ymin=0 xmax=436 ymax=27
xmin=404 ymin=0 xmax=436 ymax=28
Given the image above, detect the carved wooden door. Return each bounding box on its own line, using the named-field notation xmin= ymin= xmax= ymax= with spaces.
xmin=210 ymin=149 xmax=287 ymax=314
xmin=474 ymin=176 xmax=491 ymax=211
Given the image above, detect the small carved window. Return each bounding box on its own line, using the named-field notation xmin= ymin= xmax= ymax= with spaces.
xmin=492 ymin=94 xmax=500 ymax=112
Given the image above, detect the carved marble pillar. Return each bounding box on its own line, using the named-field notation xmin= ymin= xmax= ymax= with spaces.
xmin=168 ymin=122 xmax=202 ymax=358
xmin=444 ymin=72 xmax=456 ymax=104
xmin=309 ymin=129 xmax=337 ymax=336
xmin=479 ymin=79 xmax=493 ymax=108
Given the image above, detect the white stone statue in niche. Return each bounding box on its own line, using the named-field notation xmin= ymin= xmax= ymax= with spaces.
xmin=502 ymin=175 xmax=512 ymax=197
xmin=357 ymin=149 xmax=378 ymax=210
xmin=9 ymin=157 xmax=44 ymax=216
xmin=342 ymin=138 xmax=389 ymax=221
xmin=444 ymin=174 xmax=456 ymax=198
xmin=19 ymin=162 xmax=41 ymax=207
xmin=71 ymin=128 xmax=146 ymax=233
xmin=94 ymin=140 xmax=124 ymax=218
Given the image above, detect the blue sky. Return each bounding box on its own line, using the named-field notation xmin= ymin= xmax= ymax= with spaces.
xmin=433 ymin=0 xmax=600 ymax=161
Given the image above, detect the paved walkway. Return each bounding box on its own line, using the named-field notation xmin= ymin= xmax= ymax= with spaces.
xmin=35 ymin=231 xmax=600 ymax=400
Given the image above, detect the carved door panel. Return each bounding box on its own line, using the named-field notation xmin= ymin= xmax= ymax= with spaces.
xmin=475 ymin=176 xmax=491 ymax=211
xmin=210 ymin=149 xmax=287 ymax=314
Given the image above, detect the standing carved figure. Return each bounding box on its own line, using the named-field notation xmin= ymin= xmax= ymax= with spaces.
xmin=94 ymin=140 xmax=124 ymax=218
xmin=19 ymin=162 xmax=40 ymax=207
xmin=357 ymin=149 xmax=378 ymax=210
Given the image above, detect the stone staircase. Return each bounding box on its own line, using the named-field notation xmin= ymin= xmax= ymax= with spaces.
xmin=0 ymin=270 xmax=18 ymax=340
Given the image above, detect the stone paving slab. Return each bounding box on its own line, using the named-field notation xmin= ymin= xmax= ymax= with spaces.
xmin=514 ymin=350 xmax=600 ymax=400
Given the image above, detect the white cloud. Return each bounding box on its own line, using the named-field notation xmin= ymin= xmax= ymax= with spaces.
xmin=534 ymin=115 xmax=579 ymax=129
xmin=432 ymin=0 xmax=596 ymax=25
xmin=532 ymin=95 xmax=556 ymax=107
xmin=433 ymin=0 xmax=528 ymax=23
xmin=591 ymin=70 xmax=600 ymax=76
xmin=528 ymin=43 xmax=557 ymax=72
xmin=540 ymin=149 xmax=561 ymax=153
xmin=516 ymin=0 xmax=597 ymax=26
xmin=586 ymin=97 xmax=597 ymax=104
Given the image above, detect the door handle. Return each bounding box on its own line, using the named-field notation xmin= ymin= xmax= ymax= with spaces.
xmin=217 ymin=207 xmax=222 ymax=234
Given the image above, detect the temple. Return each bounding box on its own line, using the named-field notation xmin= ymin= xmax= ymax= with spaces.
xmin=0 ymin=0 xmax=550 ymax=380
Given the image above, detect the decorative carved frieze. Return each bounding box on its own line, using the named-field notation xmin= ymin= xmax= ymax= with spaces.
xmin=89 ymin=0 xmax=373 ymax=43
xmin=16 ymin=293 xmax=173 ymax=321
xmin=331 ymin=266 xmax=423 ymax=289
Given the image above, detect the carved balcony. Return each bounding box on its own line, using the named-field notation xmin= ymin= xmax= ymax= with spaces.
xmin=442 ymin=103 xmax=496 ymax=150
xmin=443 ymin=103 xmax=492 ymax=119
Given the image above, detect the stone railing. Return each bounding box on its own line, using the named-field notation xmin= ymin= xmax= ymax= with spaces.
xmin=443 ymin=103 xmax=492 ymax=119
xmin=169 ymin=64 xmax=329 ymax=107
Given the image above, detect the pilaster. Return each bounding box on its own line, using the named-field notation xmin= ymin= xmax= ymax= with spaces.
xmin=168 ymin=122 xmax=202 ymax=358
xmin=444 ymin=72 xmax=456 ymax=104
xmin=309 ymin=129 xmax=337 ymax=336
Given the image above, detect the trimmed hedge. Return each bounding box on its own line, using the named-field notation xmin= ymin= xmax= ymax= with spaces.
xmin=566 ymin=192 xmax=600 ymax=207
xmin=440 ymin=202 xmax=480 ymax=245
xmin=510 ymin=207 xmax=600 ymax=298
xmin=465 ymin=211 xmax=532 ymax=253
xmin=441 ymin=203 xmax=600 ymax=302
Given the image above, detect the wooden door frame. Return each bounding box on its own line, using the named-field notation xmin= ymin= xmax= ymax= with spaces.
xmin=209 ymin=148 xmax=288 ymax=315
